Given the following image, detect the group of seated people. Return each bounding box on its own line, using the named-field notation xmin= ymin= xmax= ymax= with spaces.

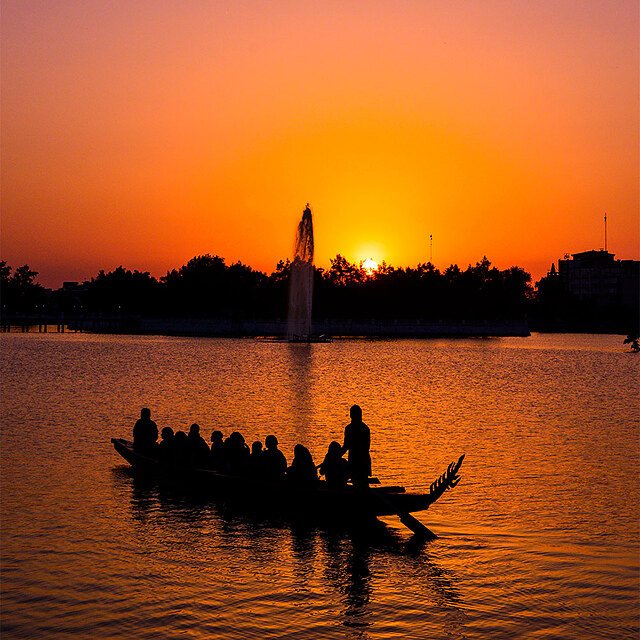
xmin=132 ymin=408 xmax=351 ymax=489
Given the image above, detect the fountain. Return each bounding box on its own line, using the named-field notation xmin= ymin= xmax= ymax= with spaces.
xmin=287 ymin=204 xmax=315 ymax=341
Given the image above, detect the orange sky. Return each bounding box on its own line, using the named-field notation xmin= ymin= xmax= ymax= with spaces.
xmin=2 ymin=0 xmax=638 ymax=288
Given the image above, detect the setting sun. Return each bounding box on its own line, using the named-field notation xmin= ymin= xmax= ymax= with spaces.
xmin=362 ymin=258 xmax=379 ymax=275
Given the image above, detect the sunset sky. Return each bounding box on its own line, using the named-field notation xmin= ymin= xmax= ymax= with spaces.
xmin=2 ymin=0 xmax=638 ymax=288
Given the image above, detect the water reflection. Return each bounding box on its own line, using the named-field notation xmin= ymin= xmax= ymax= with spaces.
xmin=286 ymin=343 xmax=315 ymax=438
xmin=114 ymin=466 xmax=464 ymax=638
xmin=320 ymin=532 xmax=373 ymax=632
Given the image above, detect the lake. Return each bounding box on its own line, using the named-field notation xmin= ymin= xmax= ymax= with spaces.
xmin=1 ymin=332 xmax=638 ymax=639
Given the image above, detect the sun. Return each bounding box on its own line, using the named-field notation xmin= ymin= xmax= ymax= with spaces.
xmin=362 ymin=258 xmax=379 ymax=275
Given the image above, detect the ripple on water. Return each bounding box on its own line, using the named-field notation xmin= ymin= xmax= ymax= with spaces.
xmin=1 ymin=333 xmax=638 ymax=639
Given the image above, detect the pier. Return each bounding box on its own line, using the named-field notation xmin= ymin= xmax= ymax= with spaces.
xmin=0 ymin=314 xmax=135 ymax=333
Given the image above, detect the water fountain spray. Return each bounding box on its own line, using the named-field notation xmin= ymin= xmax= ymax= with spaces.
xmin=287 ymin=204 xmax=314 ymax=341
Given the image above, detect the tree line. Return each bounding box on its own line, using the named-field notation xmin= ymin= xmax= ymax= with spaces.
xmin=0 ymin=254 xmax=636 ymax=330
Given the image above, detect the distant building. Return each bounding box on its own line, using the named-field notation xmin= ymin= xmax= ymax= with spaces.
xmin=557 ymin=250 xmax=639 ymax=308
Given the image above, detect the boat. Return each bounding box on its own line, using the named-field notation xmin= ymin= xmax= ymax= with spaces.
xmin=111 ymin=437 xmax=464 ymax=537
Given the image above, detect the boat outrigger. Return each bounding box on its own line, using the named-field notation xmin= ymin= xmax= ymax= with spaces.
xmin=111 ymin=437 xmax=465 ymax=539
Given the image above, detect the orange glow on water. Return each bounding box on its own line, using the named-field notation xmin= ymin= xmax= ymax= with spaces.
xmin=1 ymin=2 xmax=638 ymax=287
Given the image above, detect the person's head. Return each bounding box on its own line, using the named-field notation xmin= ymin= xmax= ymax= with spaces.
xmin=349 ymin=404 xmax=362 ymax=422
xmin=265 ymin=435 xmax=278 ymax=449
xmin=327 ymin=441 xmax=342 ymax=457
xmin=141 ymin=407 xmax=151 ymax=419
xmin=189 ymin=423 xmax=200 ymax=436
xmin=251 ymin=441 xmax=263 ymax=455
xmin=211 ymin=430 xmax=223 ymax=444
xmin=230 ymin=431 xmax=245 ymax=446
xmin=175 ymin=430 xmax=187 ymax=442
xmin=161 ymin=426 xmax=174 ymax=440
xmin=294 ymin=444 xmax=312 ymax=462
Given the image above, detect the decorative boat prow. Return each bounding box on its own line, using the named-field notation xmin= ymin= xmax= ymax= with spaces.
xmin=374 ymin=453 xmax=465 ymax=540
xmin=426 ymin=453 xmax=465 ymax=507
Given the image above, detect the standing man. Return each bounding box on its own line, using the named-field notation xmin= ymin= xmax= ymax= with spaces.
xmin=133 ymin=407 xmax=158 ymax=453
xmin=341 ymin=404 xmax=371 ymax=489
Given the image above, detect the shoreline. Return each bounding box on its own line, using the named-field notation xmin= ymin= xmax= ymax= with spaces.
xmin=2 ymin=315 xmax=633 ymax=337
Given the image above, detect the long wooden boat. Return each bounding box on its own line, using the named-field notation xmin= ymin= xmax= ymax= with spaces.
xmin=111 ymin=437 xmax=464 ymax=536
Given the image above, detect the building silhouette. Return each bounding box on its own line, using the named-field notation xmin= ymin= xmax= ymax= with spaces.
xmin=557 ymin=250 xmax=639 ymax=308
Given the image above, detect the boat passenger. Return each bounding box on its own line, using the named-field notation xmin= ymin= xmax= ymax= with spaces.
xmin=287 ymin=444 xmax=318 ymax=487
xmin=341 ymin=404 xmax=371 ymax=490
xmin=158 ymin=426 xmax=175 ymax=464
xmin=133 ymin=408 xmax=159 ymax=454
xmin=188 ymin=423 xmax=211 ymax=468
xmin=248 ymin=441 xmax=265 ymax=478
xmin=210 ymin=430 xmax=225 ymax=470
xmin=318 ymin=441 xmax=349 ymax=490
xmin=173 ymin=430 xmax=189 ymax=466
xmin=224 ymin=431 xmax=250 ymax=475
xmin=263 ymin=435 xmax=287 ymax=481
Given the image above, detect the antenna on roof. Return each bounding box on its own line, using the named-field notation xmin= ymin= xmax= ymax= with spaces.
xmin=429 ymin=235 xmax=433 ymax=263
xmin=604 ymin=212 xmax=607 ymax=252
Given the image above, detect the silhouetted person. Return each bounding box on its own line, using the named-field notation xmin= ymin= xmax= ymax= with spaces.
xmin=188 ymin=423 xmax=210 ymax=468
xmin=173 ymin=430 xmax=189 ymax=466
xmin=263 ymin=435 xmax=287 ymax=481
xmin=133 ymin=407 xmax=158 ymax=454
xmin=318 ymin=441 xmax=349 ymax=490
xmin=341 ymin=405 xmax=371 ymax=490
xmin=287 ymin=444 xmax=318 ymax=487
xmin=224 ymin=431 xmax=250 ymax=475
xmin=248 ymin=440 xmax=266 ymax=478
xmin=210 ymin=430 xmax=225 ymax=470
xmin=158 ymin=426 xmax=175 ymax=464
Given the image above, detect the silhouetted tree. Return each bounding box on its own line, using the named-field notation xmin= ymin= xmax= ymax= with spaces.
xmin=84 ymin=266 xmax=160 ymax=315
xmin=162 ymin=254 xmax=268 ymax=318
xmin=0 ymin=262 xmax=47 ymax=313
xmin=533 ymin=265 xmax=567 ymax=317
xmin=14 ymin=253 xmax=540 ymax=324
xmin=265 ymin=260 xmax=292 ymax=318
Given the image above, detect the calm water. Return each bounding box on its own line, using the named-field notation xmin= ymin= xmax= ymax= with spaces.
xmin=1 ymin=332 xmax=638 ymax=639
